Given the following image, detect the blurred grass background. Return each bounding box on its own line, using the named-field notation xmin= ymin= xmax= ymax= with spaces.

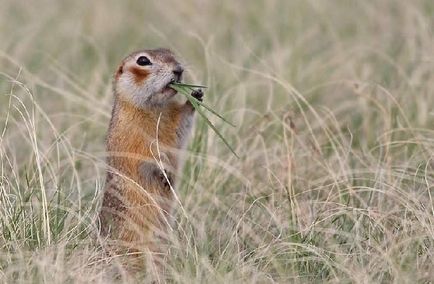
xmin=0 ymin=0 xmax=433 ymax=282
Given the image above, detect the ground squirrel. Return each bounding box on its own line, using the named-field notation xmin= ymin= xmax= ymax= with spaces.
xmin=99 ymin=48 xmax=203 ymax=273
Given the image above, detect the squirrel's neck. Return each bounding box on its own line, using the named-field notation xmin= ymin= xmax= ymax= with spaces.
xmin=108 ymin=96 xmax=180 ymax=151
xmin=108 ymin=97 xmax=157 ymax=138
xmin=113 ymin=96 xmax=159 ymax=116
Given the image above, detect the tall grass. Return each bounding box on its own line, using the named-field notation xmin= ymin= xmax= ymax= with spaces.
xmin=0 ymin=0 xmax=433 ymax=282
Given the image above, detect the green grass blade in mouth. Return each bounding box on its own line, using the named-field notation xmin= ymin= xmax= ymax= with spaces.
xmin=192 ymin=98 xmax=236 ymax=127
xmin=170 ymin=82 xmax=208 ymax=89
xmin=170 ymin=83 xmax=236 ymax=127
xmin=169 ymin=84 xmax=239 ymax=158
xmin=187 ymin=96 xmax=236 ymax=127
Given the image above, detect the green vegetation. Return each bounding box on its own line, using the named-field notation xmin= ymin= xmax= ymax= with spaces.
xmin=0 ymin=0 xmax=433 ymax=283
xmin=169 ymin=82 xmax=238 ymax=157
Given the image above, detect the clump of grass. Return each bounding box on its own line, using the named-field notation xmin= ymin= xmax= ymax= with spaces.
xmin=169 ymin=82 xmax=239 ymax=158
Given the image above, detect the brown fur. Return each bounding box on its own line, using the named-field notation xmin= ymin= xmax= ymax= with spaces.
xmin=129 ymin=67 xmax=150 ymax=84
xmin=115 ymin=65 xmax=123 ymax=80
xmin=100 ymin=97 xmax=193 ymax=253
xmin=99 ymin=49 xmax=195 ymax=276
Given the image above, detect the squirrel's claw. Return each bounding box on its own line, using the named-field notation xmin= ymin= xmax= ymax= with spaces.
xmin=158 ymin=170 xmax=173 ymax=190
xmin=191 ymin=89 xmax=204 ymax=102
xmin=184 ymin=89 xmax=204 ymax=111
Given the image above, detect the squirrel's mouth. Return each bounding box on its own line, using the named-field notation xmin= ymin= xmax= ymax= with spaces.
xmin=171 ymin=77 xmax=182 ymax=84
xmin=164 ymin=78 xmax=181 ymax=92
xmin=162 ymin=78 xmax=180 ymax=95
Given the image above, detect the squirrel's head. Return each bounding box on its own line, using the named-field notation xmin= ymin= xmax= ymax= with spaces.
xmin=114 ymin=48 xmax=184 ymax=107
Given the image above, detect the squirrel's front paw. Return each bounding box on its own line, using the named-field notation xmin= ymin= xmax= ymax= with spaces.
xmin=158 ymin=170 xmax=173 ymax=190
xmin=191 ymin=89 xmax=204 ymax=102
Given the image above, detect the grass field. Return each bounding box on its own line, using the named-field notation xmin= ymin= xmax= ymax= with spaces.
xmin=0 ymin=0 xmax=433 ymax=283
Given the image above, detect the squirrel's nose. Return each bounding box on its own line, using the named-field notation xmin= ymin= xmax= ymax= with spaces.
xmin=172 ymin=65 xmax=184 ymax=80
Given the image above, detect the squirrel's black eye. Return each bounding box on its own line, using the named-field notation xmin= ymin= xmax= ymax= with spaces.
xmin=136 ymin=56 xmax=152 ymax=66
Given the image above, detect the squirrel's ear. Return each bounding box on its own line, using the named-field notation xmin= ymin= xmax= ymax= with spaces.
xmin=115 ymin=65 xmax=123 ymax=79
